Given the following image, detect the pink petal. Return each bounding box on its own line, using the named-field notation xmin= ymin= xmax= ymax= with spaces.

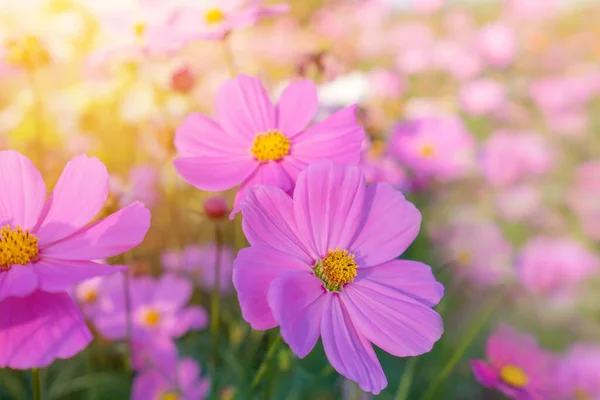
xmin=342 ymin=260 xmax=444 ymax=357
xmin=240 ymin=185 xmax=313 ymax=263
xmin=256 ymin=3 xmax=291 ymax=18
xmin=174 ymin=113 xmax=250 ymax=157
xmin=0 ymin=290 xmax=92 ymax=369
xmin=321 ymin=294 xmax=387 ymax=395
xmin=349 ymin=183 xmax=421 ymax=267
xmin=284 ymin=105 xmax=364 ymax=179
xmin=31 ymin=258 xmax=126 ymax=292
xmin=276 ymin=79 xmax=318 ymax=136
xmin=216 ymin=74 xmax=276 ymax=139
xmin=153 ymin=274 xmax=193 ymax=311
xmin=293 ymin=162 xmax=366 ymax=257
xmin=174 ymin=155 xmax=257 ymax=192
xmin=471 ymin=359 xmax=499 ymax=388
xmin=41 ymin=201 xmax=151 ymax=260
xmin=35 ymin=155 xmax=109 ymax=245
xmin=0 ymin=150 xmax=46 ymax=230
xmin=268 ymin=271 xmax=327 ymax=358
xmin=163 ymin=306 xmax=208 ymax=338
xmin=231 ymin=161 xmax=294 ymax=217
xmin=233 ymin=246 xmax=307 ymax=330
xmin=0 ymin=265 xmax=38 ymax=302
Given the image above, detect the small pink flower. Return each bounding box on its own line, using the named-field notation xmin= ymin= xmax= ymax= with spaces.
xmin=111 ymin=165 xmax=159 ymax=209
xmin=132 ymin=356 xmax=210 ymax=400
xmin=568 ymin=161 xmax=600 ymax=240
xmin=496 ymin=184 xmax=542 ymax=222
xmin=477 ymin=22 xmax=517 ymax=68
xmin=366 ymin=68 xmax=405 ymax=99
xmin=471 ymin=325 xmax=557 ymax=399
xmin=233 ymin=162 xmax=444 ymax=394
xmin=389 ymin=117 xmax=475 ymax=182
xmin=0 ymin=151 xmax=150 ymax=368
xmin=517 ymin=236 xmax=599 ymax=295
xmin=93 ymin=273 xmax=207 ymax=343
xmin=459 ymin=78 xmax=506 ymax=116
xmin=176 ymin=0 xmax=289 ymax=41
xmin=174 ymin=75 xmax=364 ymax=217
xmin=556 ymin=344 xmax=600 ymax=400
xmin=161 ymin=244 xmax=235 ymax=294
xmin=481 ymin=131 xmax=554 ymax=188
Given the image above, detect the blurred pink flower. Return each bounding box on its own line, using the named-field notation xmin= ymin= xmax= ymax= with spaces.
xmin=568 ymin=161 xmax=600 ymax=240
xmin=442 ymin=221 xmax=513 ymax=287
xmin=496 ymin=184 xmax=542 ymax=222
xmin=481 ymin=131 xmax=554 ymax=188
xmin=367 ymin=68 xmax=405 ymax=99
xmin=234 ymin=162 xmax=443 ymax=394
xmin=389 ymin=117 xmax=475 ymax=182
xmin=434 ymin=41 xmax=482 ymax=81
xmin=517 ymin=236 xmax=599 ymax=295
xmin=507 ymin=0 xmax=558 ymax=19
xmin=361 ymin=154 xmax=409 ymax=191
xmin=73 ymin=275 xmax=110 ymax=319
xmin=395 ymin=47 xmax=432 ymax=76
xmin=471 ymin=325 xmax=557 ymax=399
xmin=477 ymin=22 xmax=516 ymax=68
xmin=459 ymin=78 xmax=506 ymax=116
xmin=556 ymin=344 xmax=600 ymax=400
xmin=161 ymin=244 xmax=235 ymax=294
xmin=203 ymin=196 xmax=230 ymax=221
xmin=111 ymin=165 xmax=159 ymax=209
xmin=94 ymin=273 xmax=207 ymax=343
xmin=174 ymin=75 xmax=364 ymax=217
xmin=132 ymin=356 xmax=210 ymax=400
xmin=176 ymin=0 xmax=289 ymax=41
xmin=412 ymin=0 xmax=445 ymax=14
xmin=529 ymin=76 xmax=596 ymax=115
xmin=546 ymin=110 xmax=589 ymax=137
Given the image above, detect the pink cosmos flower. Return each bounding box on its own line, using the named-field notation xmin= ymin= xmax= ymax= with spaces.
xmin=556 ymin=344 xmax=600 ymax=400
xmin=477 ymin=22 xmax=517 ymax=68
xmin=0 ymin=151 xmax=150 ymax=368
xmin=434 ymin=41 xmax=482 ymax=81
xmin=568 ymin=161 xmax=600 ymax=240
xmin=93 ymin=273 xmax=207 ymax=343
xmin=471 ymin=325 xmax=557 ymax=399
xmin=459 ymin=78 xmax=506 ymax=116
xmin=481 ymin=131 xmax=554 ymax=188
xmin=366 ymin=68 xmax=405 ymax=99
xmin=73 ymin=275 xmax=110 ymax=319
xmin=233 ymin=162 xmax=444 ymax=394
xmin=496 ymin=185 xmax=542 ymax=222
xmin=174 ymin=75 xmax=364 ymax=217
xmin=161 ymin=244 xmax=235 ymax=294
xmin=132 ymin=356 xmax=210 ymax=400
xmin=176 ymin=0 xmax=289 ymax=41
xmin=110 ymin=165 xmax=159 ymax=209
xmin=388 ymin=117 xmax=475 ymax=182
xmin=517 ymin=236 xmax=599 ymax=296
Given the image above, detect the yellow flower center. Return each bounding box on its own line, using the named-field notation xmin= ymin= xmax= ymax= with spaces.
xmin=4 ymin=35 xmax=50 ymax=69
xmin=161 ymin=391 xmax=180 ymax=400
xmin=369 ymin=140 xmax=386 ymax=158
xmin=250 ymin=130 xmax=291 ymax=163
xmin=419 ymin=144 xmax=436 ymax=158
xmin=133 ymin=21 xmax=146 ymax=40
xmin=205 ymin=8 xmax=225 ymax=25
xmin=457 ymin=250 xmax=472 ymax=265
xmin=142 ymin=309 xmax=161 ymax=327
xmin=500 ymin=365 xmax=529 ymax=388
xmin=0 ymin=225 xmax=40 ymax=269
xmin=574 ymin=388 xmax=592 ymax=400
xmin=82 ymin=290 xmax=98 ymax=304
xmin=314 ymin=249 xmax=358 ymax=291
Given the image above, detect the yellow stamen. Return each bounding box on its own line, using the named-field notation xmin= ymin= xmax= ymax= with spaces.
xmin=0 ymin=226 xmax=40 ymax=269
xmin=133 ymin=21 xmax=146 ymax=40
xmin=574 ymin=388 xmax=592 ymax=400
xmin=419 ymin=144 xmax=435 ymax=158
xmin=457 ymin=250 xmax=472 ymax=265
xmin=161 ymin=391 xmax=180 ymax=400
xmin=82 ymin=290 xmax=98 ymax=304
xmin=369 ymin=140 xmax=386 ymax=158
xmin=142 ymin=309 xmax=161 ymax=327
xmin=205 ymin=8 xmax=225 ymax=25
xmin=500 ymin=365 xmax=528 ymax=388
xmin=314 ymin=249 xmax=358 ymax=291
xmin=4 ymin=35 xmax=50 ymax=69
xmin=250 ymin=130 xmax=291 ymax=162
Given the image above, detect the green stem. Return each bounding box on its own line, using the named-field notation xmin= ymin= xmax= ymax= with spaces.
xmin=210 ymin=223 xmax=223 ymax=371
xmin=32 ymin=368 xmax=41 ymax=400
xmin=250 ymin=334 xmax=282 ymax=391
xmin=419 ymin=297 xmax=498 ymax=400
xmin=395 ymin=357 xmax=418 ymax=400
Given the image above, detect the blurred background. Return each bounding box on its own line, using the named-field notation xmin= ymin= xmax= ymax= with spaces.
xmin=1 ymin=0 xmax=600 ymax=399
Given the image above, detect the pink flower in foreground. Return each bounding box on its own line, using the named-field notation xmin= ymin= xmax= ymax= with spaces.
xmin=481 ymin=131 xmax=554 ymax=188
xmin=93 ymin=273 xmax=207 ymax=343
xmin=471 ymin=325 xmax=557 ymax=399
xmin=568 ymin=161 xmax=600 ymax=240
xmin=517 ymin=236 xmax=599 ymax=296
xmin=132 ymin=356 xmax=210 ymax=400
xmin=161 ymin=244 xmax=235 ymax=294
xmin=174 ymin=75 xmax=364 ymax=217
xmin=0 ymin=151 xmax=150 ymax=368
xmin=459 ymin=78 xmax=506 ymax=116
xmin=233 ymin=162 xmax=444 ymax=394
xmin=556 ymin=344 xmax=600 ymax=400
xmin=389 ymin=117 xmax=475 ymax=182
xmin=176 ymin=0 xmax=289 ymax=41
